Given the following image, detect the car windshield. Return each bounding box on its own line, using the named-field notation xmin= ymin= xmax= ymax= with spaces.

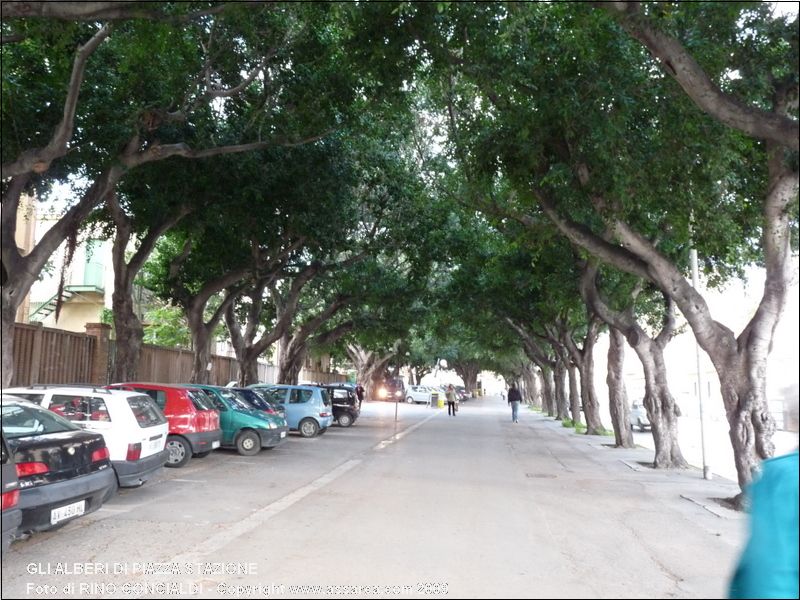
xmin=187 ymin=389 xmax=216 ymax=411
xmin=217 ymin=389 xmax=252 ymax=411
xmin=232 ymin=389 xmax=262 ymax=408
xmin=127 ymin=396 xmax=167 ymax=428
xmin=1 ymin=403 xmax=79 ymax=439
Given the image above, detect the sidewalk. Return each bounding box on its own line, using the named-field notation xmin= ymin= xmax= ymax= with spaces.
xmin=478 ymin=397 xmax=749 ymax=598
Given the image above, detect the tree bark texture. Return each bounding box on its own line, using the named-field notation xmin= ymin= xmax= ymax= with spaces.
xmin=567 ymin=362 xmax=582 ymax=425
xmin=607 ymin=327 xmax=634 ymax=448
xmin=553 ymin=356 xmax=569 ymax=421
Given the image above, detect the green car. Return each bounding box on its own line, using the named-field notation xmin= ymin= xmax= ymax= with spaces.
xmin=183 ymin=384 xmax=289 ymax=456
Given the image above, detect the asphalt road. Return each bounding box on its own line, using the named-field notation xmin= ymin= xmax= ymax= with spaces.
xmin=1 ymin=396 xmax=747 ymax=599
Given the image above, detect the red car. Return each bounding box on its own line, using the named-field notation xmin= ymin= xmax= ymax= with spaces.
xmin=107 ymin=383 xmax=222 ymax=468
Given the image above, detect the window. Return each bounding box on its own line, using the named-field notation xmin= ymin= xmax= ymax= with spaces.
xmin=127 ymin=396 xmax=166 ymax=428
xmin=2 ymin=404 xmax=78 ymax=439
xmin=186 ymin=390 xmax=216 ymax=411
xmin=208 ymin=395 xmax=228 ymax=412
xmin=49 ymin=395 xmax=89 ymax=421
xmin=136 ymin=388 xmax=167 ymax=410
xmin=289 ymin=389 xmax=313 ymax=404
xmin=218 ymin=389 xmax=252 ymax=411
xmin=319 ymin=389 xmax=330 ymax=406
xmin=49 ymin=395 xmax=110 ymax=422
xmin=9 ymin=393 xmax=44 ymax=405
xmin=262 ymin=388 xmax=288 ymax=404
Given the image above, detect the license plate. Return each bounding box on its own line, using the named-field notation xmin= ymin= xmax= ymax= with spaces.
xmin=51 ymin=500 xmax=86 ymax=525
xmin=280 ymin=431 xmax=287 ymax=438
xmin=149 ymin=440 xmax=162 ymax=452
xmin=211 ymin=441 xmax=220 ymax=449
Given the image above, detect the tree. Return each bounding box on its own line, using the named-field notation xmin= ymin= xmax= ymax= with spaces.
xmin=2 ymin=4 xmax=343 ymax=385
xmin=421 ymin=2 xmax=795 ymax=492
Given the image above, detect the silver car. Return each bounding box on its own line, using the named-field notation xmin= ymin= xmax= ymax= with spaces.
xmin=630 ymin=402 xmax=651 ymax=431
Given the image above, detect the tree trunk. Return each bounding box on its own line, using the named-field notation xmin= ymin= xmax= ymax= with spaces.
xmin=540 ymin=365 xmax=556 ymax=416
xmin=607 ymin=327 xmax=634 ymax=448
xmin=1 ymin=295 xmax=17 ymax=388
xmin=189 ymin=324 xmax=212 ymax=384
xmin=278 ymin=339 xmax=306 ymax=385
xmin=580 ymin=337 xmax=605 ymax=435
xmin=111 ymin=290 xmax=143 ymax=382
xmin=522 ymin=363 xmax=541 ymax=408
xmin=454 ymin=361 xmax=480 ymax=395
xmin=346 ymin=344 xmax=396 ymax=402
xmin=553 ymin=357 xmax=569 ymax=421
xmin=238 ymin=349 xmax=261 ymax=386
xmin=720 ymin=355 xmax=776 ymax=491
xmin=567 ymin=362 xmax=581 ymax=425
xmin=631 ymin=336 xmax=687 ymax=468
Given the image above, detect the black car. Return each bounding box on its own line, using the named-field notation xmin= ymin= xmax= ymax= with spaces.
xmin=322 ymin=385 xmax=360 ymax=427
xmin=0 ymin=397 xmax=116 ymax=534
xmin=377 ymin=378 xmax=405 ymax=402
xmin=1 ymin=433 xmax=22 ymax=554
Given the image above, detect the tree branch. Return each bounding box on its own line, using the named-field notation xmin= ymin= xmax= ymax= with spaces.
xmin=2 ymin=24 xmax=113 ymax=178
xmin=596 ymin=2 xmax=799 ymax=150
xmin=2 ymin=2 xmax=231 ymax=23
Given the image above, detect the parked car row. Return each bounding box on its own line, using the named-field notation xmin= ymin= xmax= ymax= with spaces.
xmin=0 ymin=380 xmax=361 ymax=555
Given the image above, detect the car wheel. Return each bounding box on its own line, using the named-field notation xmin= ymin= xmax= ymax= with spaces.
xmin=236 ymin=430 xmax=261 ymax=456
xmin=406 ymin=396 xmax=414 ymax=404
xmin=165 ymin=436 xmax=192 ymax=468
xmin=194 ymin=451 xmax=212 ymax=458
xmin=299 ymin=418 xmax=320 ymax=438
xmin=338 ymin=413 xmax=353 ymax=427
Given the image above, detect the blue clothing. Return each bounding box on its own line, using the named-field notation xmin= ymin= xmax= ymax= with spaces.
xmin=729 ymin=450 xmax=799 ymax=599
xmin=511 ymin=401 xmax=519 ymax=423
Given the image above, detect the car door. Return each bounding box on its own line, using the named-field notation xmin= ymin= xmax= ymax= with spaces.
xmin=288 ymin=388 xmax=315 ymax=429
xmin=204 ymin=391 xmax=234 ymax=445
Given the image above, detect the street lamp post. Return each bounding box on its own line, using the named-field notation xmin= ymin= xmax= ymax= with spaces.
xmin=690 ymin=248 xmax=712 ymax=480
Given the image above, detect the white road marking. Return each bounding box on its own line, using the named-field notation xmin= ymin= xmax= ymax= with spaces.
xmin=372 ymin=412 xmax=439 ymax=451
xmin=166 ymin=458 xmax=362 ymax=566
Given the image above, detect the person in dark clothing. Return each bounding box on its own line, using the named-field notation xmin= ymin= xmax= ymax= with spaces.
xmin=355 ymin=383 xmax=365 ymax=407
xmin=508 ymin=383 xmax=522 ymax=423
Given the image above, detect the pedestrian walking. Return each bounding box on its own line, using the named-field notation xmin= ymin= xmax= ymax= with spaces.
xmin=355 ymin=383 xmax=365 ymax=407
xmin=508 ymin=383 xmax=521 ymax=423
xmin=446 ymin=384 xmax=458 ymax=417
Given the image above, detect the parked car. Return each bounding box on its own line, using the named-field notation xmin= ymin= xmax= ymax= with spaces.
xmin=107 ymin=383 xmax=222 ymax=468
xmin=1 ymin=433 xmax=22 ymax=554
xmin=4 ymin=385 xmax=169 ymax=487
xmin=405 ymin=385 xmax=434 ymax=404
xmin=630 ymin=401 xmax=651 ymax=432
xmin=229 ymin=387 xmax=286 ymax=420
xmin=0 ymin=396 xmax=116 ymax=535
xmin=185 ymin=385 xmax=288 ymax=456
xmin=322 ymin=385 xmax=360 ymax=427
xmin=250 ymin=385 xmax=333 ymax=438
xmin=455 ymin=386 xmax=470 ymax=402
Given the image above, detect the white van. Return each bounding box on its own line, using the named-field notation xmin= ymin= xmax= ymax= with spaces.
xmin=4 ymin=386 xmax=169 ymax=487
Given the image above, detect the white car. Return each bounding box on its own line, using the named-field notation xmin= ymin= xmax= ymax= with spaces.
xmin=5 ymin=386 xmax=169 ymax=487
xmin=630 ymin=401 xmax=651 ymax=432
xmin=405 ymin=385 xmax=439 ymax=404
